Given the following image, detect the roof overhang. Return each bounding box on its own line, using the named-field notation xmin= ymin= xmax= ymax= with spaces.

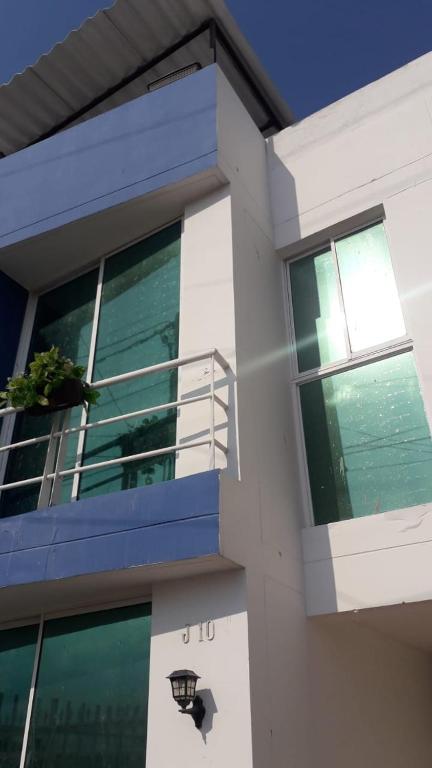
xmin=0 ymin=0 xmax=294 ymax=157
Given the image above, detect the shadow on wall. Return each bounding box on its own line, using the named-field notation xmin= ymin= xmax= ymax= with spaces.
xmin=198 ymin=687 xmax=218 ymax=743
xmin=152 ymin=570 xmax=247 ymax=639
xmin=265 ymin=138 xmax=337 ymax=613
xmin=178 ymin=366 xmax=238 ymax=479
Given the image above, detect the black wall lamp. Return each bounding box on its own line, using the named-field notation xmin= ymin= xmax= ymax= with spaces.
xmin=167 ymin=670 xmax=206 ymax=729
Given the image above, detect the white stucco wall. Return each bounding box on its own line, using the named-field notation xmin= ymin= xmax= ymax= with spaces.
xmin=173 ymin=70 xmax=310 ymax=767
xmin=216 ymin=70 xmax=310 ymax=767
xmin=269 ymin=51 xmax=432 ymax=618
xmin=308 ymin=616 xmax=432 ymax=767
xmin=146 ymin=570 xmax=253 ymax=768
xmin=176 ymin=185 xmax=236 ymax=480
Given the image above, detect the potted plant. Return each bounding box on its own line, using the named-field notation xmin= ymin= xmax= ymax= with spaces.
xmin=0 ymin=346 xmax=100 ymax=415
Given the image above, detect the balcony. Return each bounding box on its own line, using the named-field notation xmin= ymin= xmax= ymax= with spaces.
xmin=0 ymin=349 xmax=231 ymax=604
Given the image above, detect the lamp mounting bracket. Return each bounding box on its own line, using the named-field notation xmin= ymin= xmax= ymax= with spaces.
xmin=179 ymin=695 xmax=206 ymax=730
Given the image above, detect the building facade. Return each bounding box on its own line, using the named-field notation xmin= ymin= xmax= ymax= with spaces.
xmin=0 ymin=1 xmax=432 ymax=766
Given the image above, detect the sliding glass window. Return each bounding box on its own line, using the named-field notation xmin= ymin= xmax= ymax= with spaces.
xmin=289 ymin=222 xmax=432 ymax=525
xmin=0 ymin=223 xmax=181 ymax=517
xmin=0 ymin=603 xmax=151 ymax=768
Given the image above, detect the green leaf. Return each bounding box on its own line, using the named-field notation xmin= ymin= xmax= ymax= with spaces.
xmin=5 ymin=347 xmax=90 ymax=411
xmin=83 ymin=387 xmax=100 ymax=406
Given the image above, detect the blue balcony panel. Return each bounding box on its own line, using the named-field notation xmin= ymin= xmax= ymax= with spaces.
xmin=0 ymin=470 xmax=220 ymax=588
xmin=0 ymin=65 xmax=218 ymax=250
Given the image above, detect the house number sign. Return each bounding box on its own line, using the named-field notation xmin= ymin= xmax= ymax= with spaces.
xmin=182 ymin=621 xmax=215 ymax=643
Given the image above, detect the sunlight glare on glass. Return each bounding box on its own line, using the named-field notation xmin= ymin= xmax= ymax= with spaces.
xmin=290 ymin=249 xmax=346 ymax=372
xmin=336 ymin=224 xmax=406 ymax=352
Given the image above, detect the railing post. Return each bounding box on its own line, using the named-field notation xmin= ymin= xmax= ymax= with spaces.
xmin=37 ymin=412 xmax=61 ymax=510
xmin=50 ymin=409 xmax=71 ymax=506
xmin=209 ymin=353 xmax=216 ymax=470
xmin=0 ymin=349 xmax=229 ymax=499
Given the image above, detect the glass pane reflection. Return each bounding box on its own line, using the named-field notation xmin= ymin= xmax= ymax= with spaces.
xmin=0 ymin=270 xmax=97 ymax=517
xmin=0 ymin=624 xmax=38 ymax=768
xmin=79 ymin=223 xmax=180 ymax=499
xmin=290 ymin=250 xmax=346 ymax=372
xmin=0 ymin=626 xmax=38 ymax=768
xmin=25 ymin=604 xmax=151 ymax=768
xmin=336 ymin=223 xmax=406 ymax=352
xmin=300 ymin=352 xmax=432 ymax=525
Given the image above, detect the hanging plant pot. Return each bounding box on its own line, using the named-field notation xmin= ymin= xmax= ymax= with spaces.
xmin=0 ymin=347 xmax=100 ymax=415
xmin=27 ymin=379 xmax=86 ymax=416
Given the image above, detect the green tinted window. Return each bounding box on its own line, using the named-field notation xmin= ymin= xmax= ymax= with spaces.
xmin=300 ymin=353 xmax=432 ymax=525
xmin=290 ymin=250 xmax=346 ymax=372
xmin=0 ymin=223 xmax=181 ymax=514
xmin=79 ymin=223 xmax=180 ymax=499
xmin=336 ymin=223 xmax=406 ymax=351
xmin=0 ymin=270 xmax=98 ymax=517
xmin=25 ymin=604 xmax=151 ymax=768
xmin=0 ymin=624 xmax=38 ymax=768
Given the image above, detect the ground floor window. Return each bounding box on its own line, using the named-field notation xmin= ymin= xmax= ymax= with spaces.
xmin=0 ymin=603 xmax=151 ymax=768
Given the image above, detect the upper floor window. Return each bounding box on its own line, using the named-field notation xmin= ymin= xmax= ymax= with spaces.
xmin=0 ymin=223 xmax=181 ymax=517
xmin=288 ymin=221 xmax=432 ymax=526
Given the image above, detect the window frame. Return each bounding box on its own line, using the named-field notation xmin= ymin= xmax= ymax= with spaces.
xmin=284 ymin=217 xmax=415 ymax=528
xmin=0 ymin=217 xmax=183 ymax=501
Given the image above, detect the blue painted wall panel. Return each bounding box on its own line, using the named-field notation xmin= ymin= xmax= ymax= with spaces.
xmin=0 ymin=471 xmax=220 ymax=587
xmin=0 ymin=271 xmax=27 ymax=388
xmin=0 ymin=66 xmax=218 ymax=248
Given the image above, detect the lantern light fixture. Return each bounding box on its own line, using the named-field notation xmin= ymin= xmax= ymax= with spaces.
xmin=167 ymin=669 xmax=206 ymax=730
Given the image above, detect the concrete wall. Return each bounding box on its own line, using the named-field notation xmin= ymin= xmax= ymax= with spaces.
xmin=172 ymin=69 xmax=310 ymax=767
xmin=269 ymin=51 xmax=432 ymax=619
xmin=146 ymin=570 xmax=253 ymax=768
xmin=304 ymin=503 xmax=432 ymax=614
xmin=268 ymin=51 xmax=432 ymax=251
xmin=217 ymin=68 xmax=309 ymax=767
xmin=176 ymin=185 xmax=236 ymax=480
xmin=308 ymin=616 xmax=432 ymax=768
xmin=179 ymin=68 xmax=309 ymax=767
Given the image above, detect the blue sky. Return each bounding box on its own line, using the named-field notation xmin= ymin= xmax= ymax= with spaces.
xmin=1 ymin=0 xmax=432 ymax=119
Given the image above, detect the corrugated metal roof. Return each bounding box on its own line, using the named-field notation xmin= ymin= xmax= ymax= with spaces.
xmin=0 ymin=0 xmax=294 ymax=157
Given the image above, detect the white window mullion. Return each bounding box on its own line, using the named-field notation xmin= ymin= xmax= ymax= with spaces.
xmin=293 ymin=381 xmax=315 ymax=527
xmin=283 ymin=259 xmax=303 ymax=379
xmin=330 ymin=237 xmax=352 ymax=360
xmin=71 ymin=258 xmax=105 ymax=501
xmin=19 ymin=616 xmax=44 ymax=768
xmin=292 ymin=337 xmax=413 ymax=386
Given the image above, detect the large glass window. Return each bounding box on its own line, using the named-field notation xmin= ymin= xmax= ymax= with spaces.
xmin=335 ymin=224 xmax=406 ymax=351
xmin=290 ymin=248 xmax=346 ymax=372
xmin=79 ymin=225 xmax=180 ymax=499
xmin=0 ymin=603 xmax=151 ymax=768
xmin=289 ymin=222 xmax=432 ymax=525
xmin=0 ymin=223 xmax=181 ymax=517
xmin=0 ymin=269 xmax=98 ymax=517
xmin=0 ymin=624 xmax=38 ymax=767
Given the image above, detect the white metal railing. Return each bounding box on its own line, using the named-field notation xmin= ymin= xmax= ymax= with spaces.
xmin=0 ymin=349 xmax=229 ymax=509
